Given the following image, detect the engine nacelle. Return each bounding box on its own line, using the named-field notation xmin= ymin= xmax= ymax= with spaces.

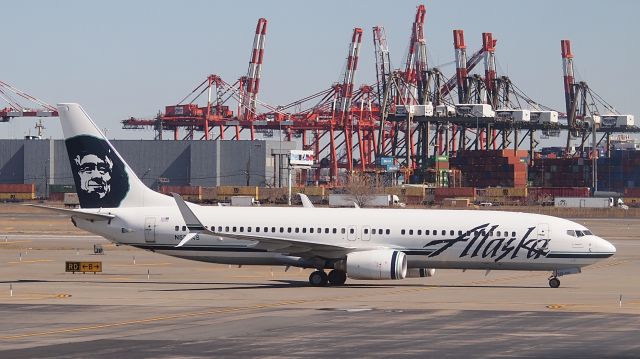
xmin=344 ymin=249 xmax=407 ymax=280
xmin=406 ymin=268 xmax=436 ymax=278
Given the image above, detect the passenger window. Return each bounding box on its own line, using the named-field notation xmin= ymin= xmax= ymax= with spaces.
xmin=247 ymin=227 xmax=252 ymax=233
xmin=295 ymin=228 xmax=299 ymax=233
xmin=333 ymin=228 xmax=337 ymax=234
xmin=279 ymin=227 xmax=284 ymax=233
xmin=302 ymin=228 xmax=307 ymax=233
xmin=425 ymin=230 xmax=430 ymax=235
xmin=218 ymin=226 xmax=222 ymax=232
xmin=341 ymin=228 xmax=346 ymax=234
xmin=350 ymin=228 xmax=355 ymax=234
xmin=497 ymin=231 xmax=501 ymax=237
xmin=409 ymin=229 xmax=413 ymax=235
xmin=372 ymin=229 xmax=377 ymax=235
xmin=325 ymin=228 xmax=329 ymax=234
xmin=458 ymin=230 xmax=462 ymax=235
xmin=364 ymin=228 xmax=369 ymax=234
xmin=386 ymin=229 xmax=390 ymax=235
xmin=401 ymin=229 xmax=406 ymax=235
xmin=441 ymin=230 xmax=446 ymax=235
xmin=511 ymin=231 xmax=516 ymax=237
xmin=239 ymin=227 xmax=244 ymax=232
xmin=271 ymin=227 xmax=275 ymax=232
xmin=417 ymin=230 xmax=422 ymax=235
xmin=255 ymin=227 xmax=260 ymax=232
xmin=450 ymin=230 xmax=454 ymax=236
xmin=175 ymin=226 xmax=179 ymax=231
xmin=182 ymin=226 xmax=187 ymax=231
xmin=233 ymin=226 xmax=237 ymax=232
xmin=310 ymin=228 xmax=315 ymax=233
xmin=287 ymin=227 xmax=292 ymax=233
xmin=225 ymin=226 xmax=229 ymax=232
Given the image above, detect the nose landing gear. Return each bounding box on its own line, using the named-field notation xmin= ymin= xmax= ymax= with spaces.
xmin=548 ymin=276 xmax=561 ymax=288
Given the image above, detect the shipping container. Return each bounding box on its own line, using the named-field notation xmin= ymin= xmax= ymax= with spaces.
xmin=0 ymin=193 xmax=34 ymax=201
xmin=49 ymin=184 xmax=76 ymax=193
xmin=530 ymin=111 xmax=559 ymax=124
xmin=0 ymin=183 xmax=35 ymax=193
xmin=442 ymin=198 xmax=470 ymax=208
xmin=455 ymin=104 xmax=495 ymax=117
xmin=217 ymin=186 xmax=259 ymax=198
xmin=495 ymin=109 xmax=530 ymax=122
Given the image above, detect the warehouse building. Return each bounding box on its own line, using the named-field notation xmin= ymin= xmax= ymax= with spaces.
xmin=0 ymin=139 xmax=296 ymax=197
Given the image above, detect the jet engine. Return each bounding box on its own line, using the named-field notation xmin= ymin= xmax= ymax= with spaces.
xmin=406 ymin=268 xmax=436 ymax=278
xmin=343 ymin=249 xmax=407 ymax=280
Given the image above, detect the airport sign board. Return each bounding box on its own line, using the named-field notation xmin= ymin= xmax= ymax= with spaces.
xmin=289 ymin=150 xmax=315 ymax=167
xmin=65 ymin=261 xmax=102 ymax=273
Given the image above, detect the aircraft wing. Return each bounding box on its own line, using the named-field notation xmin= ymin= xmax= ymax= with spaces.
xmin=171 ymin=193 xmax=353 ymax=258
xmin=28 ymin=204 xmax=115 ymax=221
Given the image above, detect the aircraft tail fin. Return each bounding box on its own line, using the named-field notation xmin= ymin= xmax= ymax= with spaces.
xmin=57 ymin=103 xmax=173 ymax=209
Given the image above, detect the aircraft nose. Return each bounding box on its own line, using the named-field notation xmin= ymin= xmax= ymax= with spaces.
xmin=600 ymin=238 xmax=616 ymax=254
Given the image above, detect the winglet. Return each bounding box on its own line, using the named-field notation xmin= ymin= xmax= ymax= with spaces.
xmin=297 ymin=193 xmax=314 ymax=208
xmin=171 ymin=193 xmax=205 ymax=231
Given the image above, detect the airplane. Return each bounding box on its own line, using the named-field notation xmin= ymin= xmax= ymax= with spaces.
xmin=36 ymin=103 xmax=617 ymax=288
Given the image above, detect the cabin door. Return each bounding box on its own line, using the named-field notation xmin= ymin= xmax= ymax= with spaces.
xmin=144 ymin=217 xmax=156 ymax=243
xmin=537 ymin=223 xmax=549 ymax=240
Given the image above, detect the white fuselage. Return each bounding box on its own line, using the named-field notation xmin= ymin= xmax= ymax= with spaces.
xmin=75 ymin=205 xmax=615 ymax=271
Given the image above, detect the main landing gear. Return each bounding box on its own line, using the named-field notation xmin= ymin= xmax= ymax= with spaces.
xmin=309 ymin=270 xmax=347 ymax=286
xmin=548 ymin=276 xmax=561 ymax=288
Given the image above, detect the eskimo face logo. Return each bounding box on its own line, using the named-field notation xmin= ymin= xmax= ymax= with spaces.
xmin=75 ymin=153 xmax=113 ymax=198
xmin=66 ymin=135 xmax=129 ymax=208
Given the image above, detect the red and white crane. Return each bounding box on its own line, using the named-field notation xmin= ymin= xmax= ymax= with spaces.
xmin=240 ymin=18 xmax=268 ymax=122
xmin=0 ymin=80 xmax=57 ymax=121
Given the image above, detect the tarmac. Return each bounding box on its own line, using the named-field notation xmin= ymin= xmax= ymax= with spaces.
xmin=0 ymin=207 xmax=639 ymax=358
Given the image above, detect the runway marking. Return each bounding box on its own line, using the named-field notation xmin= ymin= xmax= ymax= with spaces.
xmin=0 ymin=240 xmax=31 ymax=245
xmin=0 ymin=299 xmax=309 ymax=340
xmin=1 ymin=292 xmax=72 ymax=300
xmin=107 ymin=277 xmax=132 ymax=281
xmin=111 ymin=263 xmax=173 ymax=267
xmin=7 ymin=259 xmax=53 ymax=264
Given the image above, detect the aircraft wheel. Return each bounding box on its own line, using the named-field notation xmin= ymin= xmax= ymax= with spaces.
xmin=309 ymin=270 xmax=328 ymax=286
xmin=328 ymin=269 xmax=347 ymax=286
xmin=549 ymin=277 xmax=560 ymax=288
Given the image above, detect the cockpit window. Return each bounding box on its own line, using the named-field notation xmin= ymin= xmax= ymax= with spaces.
xmin=567 ymin=230 xmax=576 ymax=237
xmin=576 ymin=231 xmax=585 ymax=237
xmin=583 ymin=230 xmax=593 ymax=235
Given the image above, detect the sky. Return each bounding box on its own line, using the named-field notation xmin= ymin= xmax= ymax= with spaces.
xmin=1 ymin=0 xmax=638 ymax=142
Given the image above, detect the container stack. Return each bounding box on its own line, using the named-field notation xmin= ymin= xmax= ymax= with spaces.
xmin=451 ymin=150 xmax=528 ymax=188
xmin=597 ymin=151 xmax=640 ymax=192
xmin=0 ymin=183 xmax=35 ymax=201
xmin=528 ymin=157 xmax=592 ymax=187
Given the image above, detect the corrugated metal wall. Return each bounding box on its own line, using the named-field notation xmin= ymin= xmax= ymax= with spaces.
xmin=0 ymin=139 xmax=296 ymax=197
xmin=0 ymin=140 xmax=24 ymax=184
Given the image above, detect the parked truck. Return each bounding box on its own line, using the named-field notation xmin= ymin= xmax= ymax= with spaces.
xmin=328 ymin=194 xmax=403 ymax=208
xmin=554 ymin=197 xmax=613 ymax=209
xmin=230 ymin=196 xmax=260 ymax=207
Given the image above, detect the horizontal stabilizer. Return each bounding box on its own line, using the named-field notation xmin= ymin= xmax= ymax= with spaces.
xmin=28 ymin=204 xmax=115 ymax=221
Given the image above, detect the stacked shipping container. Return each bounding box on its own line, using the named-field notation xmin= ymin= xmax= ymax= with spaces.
xmin=0 ymin=183 xmax=35 ymax=201
xmin=451 ymin=150 xmax=528 ymax=188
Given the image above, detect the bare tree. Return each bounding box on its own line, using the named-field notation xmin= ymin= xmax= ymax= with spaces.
xmin=344 ymin=172 xmax=379 ymax=207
